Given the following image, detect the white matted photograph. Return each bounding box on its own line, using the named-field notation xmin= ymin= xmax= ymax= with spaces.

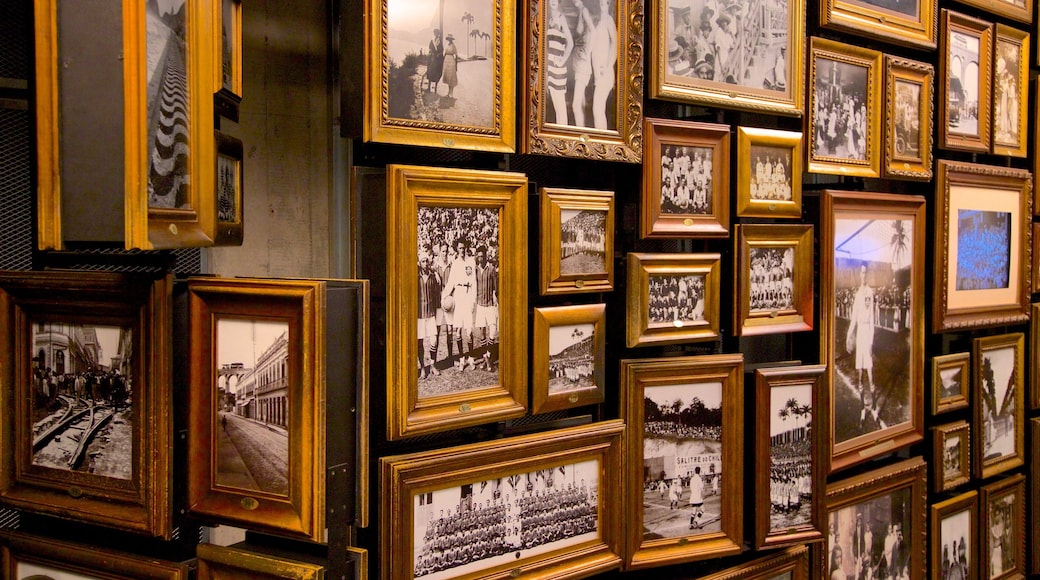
xmin=648 ymin=274 xmax=705 ymax=325
xmin=559 ymin=208 xmax=607 ymax=276
xmin=768 ymin=384 xmax=812 ymax=533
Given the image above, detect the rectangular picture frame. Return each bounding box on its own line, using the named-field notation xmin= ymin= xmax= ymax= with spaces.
xmin=213 ymin=130 xmax=244 ymax=246
xmin=933 ymin=420 xmax=972 ymax=493
xmin=930 ymin=491 xmax=978 ymax=580
xmin=696 ymin=545 xmax=809 ymax=580
xmin=734 ymin=224 xmax=814 ymax=337
xmin=820 ymin=0 xmax=937 ymax=49
xmin=933 ymin=160 xmax=1032 ymax=332
xmin=0 ymin=271 xmax=172 ymax=537
xmin=188 ymin=278 xmax=327 ymax=541
xmin=0 ymin=530 xmax=190 ymax=579
xmin=972 ymin=333 xmax=1025 ymax=480
xmin=626 ymin=252 xmax=721 ymax=348
xmin=386 ymin=165 xmax=528 ymax=439
xmin=214 ymin=0 xmax=243 ymax=122
xmin=196 ymin=543 xmax=325 ymax=579
xmin=883 ymin=55 xmax=934 ymax=181
xmin=736 ymin=127 xmax=803 ymax=219
xmin=979 ymin=474 xmax=1026 ymax=580
xmin=821 ymin=190 xmax=925 ymax=473
xmin=1031 ymin=418 xmax=1040 ymax=576
xmin=620 ymin=354 xmax=744 ymax=569
xmin=380 ymin=420 xmax=624 ymax=580
xmin=932 ymin=352 xmax=970 ymax=415
xmin=939 ymin=10 xmax=993 ymax=153
xmin=955 ymin=0 xmax=1032 ymax=24
xmin=991 ymin=24 xmax=1029 ymax=158
xmin=1032 ymin=304 xmax=1040 ymax=410
xmin=540 ymin=187 xmax=615 ymax=295
xmin=531 ymin=304 xmax=606 ymax=414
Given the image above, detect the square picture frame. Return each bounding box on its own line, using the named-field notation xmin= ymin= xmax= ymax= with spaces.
xmin=933 ymin=160 xmax=1032 ymax=332
xmin=939 ymin=10 xmax=993 ymax=153
xmin=540 ymin=187 xmax=615 ymax=295
xmin=365 ymin=0 xmax=516 ymax=152
xmin=213 ymin=130 xmax=244 ymax=246
xmin=821 ymin=190 xmax=925 ymax=473
xmin=697 ymin=545 xmax=809 ymax=580
xmin=620 ymin=354 xmax=744 ymax=569
xmin=734 ymin=224 xmax=814 ymax=337
xmin=386 ymin=165 xmax=528 ymax=440
xmin=380 ymin=420 xmax=624 ymax=580
xmin=196 ymin=543 xmax=325 ymax=579
xmin=932 ymin=352 xmax=970 ymax=415
xmin=0 ymin=530 xmax=190 ymax=579
xmin=883 ymin=56 xmax=934 ymax=181
xmin=979 ymin=474 xmax=1026 ymax=580
xmin=522 ymin=0 xmax=643 ymax=162
xmin=214 ymin=0 xmax=243 ymax=122
xmin=187 ymin=278 xmax=328 ymax=542
xmin=736 ymin=127 xmax=803 ymax=219
xmin=0 ymin=271 xmax=173 ymax=538
xmin=954 ymin=0 xmax=1032 ymax=24
xmin=641 ymin=118 xmax=730 ymax=238
xmin=933 ymin=420 xmax=971 ymax=493
xmin=991 ymin=24 xmax=1029 ymax=158
xmin=531 ymin=304 xmax=606 ymax=414
xmin=930 ymin=491 xmax=977 ymax=580
xmin=649 ymin=0 xmax=805 ymax=116
xmin=820 ymin=0 xmax=937 ymax=49
xmin=806 ymin=37 xmax=883 ymax=178
xmin=626 ymin=252 xmax=721 ymax=348
xmin=753 ymin=365 xmax=827 ymax=550
xmin=972 ymin=333 xmax=1025 ymax=480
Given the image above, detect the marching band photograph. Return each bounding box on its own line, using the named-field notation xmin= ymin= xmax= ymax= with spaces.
xmin=768 ymin=385 xmax=813 ymax=531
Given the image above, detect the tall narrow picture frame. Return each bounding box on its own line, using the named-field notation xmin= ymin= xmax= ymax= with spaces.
xmin=979 ymin=474 xmax=1026 ymax=580
xmin=626 ymin=253 xmax=721 ymax=347
xmin=939 ymin=10 xmax=993 ymax=153
xmin=386 ymin=165 xmax=528 ymax=439
xmin=933 ymin=420 xmax=971 ymax=493
xmin=820 ymin=0 xmax=937 ymax=49
xmin=522 ymin=0 xmax=643 ymax=162
xmin=930 ymin=491 xmax=977 ymax=580
xmin=736 ymin=127 xmax=803 ymax=219
xmin=365 ymin=0 xmax=516 ymax=152
xmin=214 ymin=0 xmax=243 ymax=122
xmin=991 ymin=24 xmax=1028 ymax=158
xmin=532 ymin=304 xmax=606 ymax=414
xmin=734 ymin=224 xmax=814 ymax=337
xmin=540 ymin=188 xmax=615 ymax=295
xmin=972 ymin=333 xmax=1024 ymax=480
xmin=620 ymin=355 xmax=744 ymax=569
xmin=213 ymin=130 xmax=244 ymax=246
xmin=821 ymin=190 xmax=925 ymax=473
xmin=883 ymin=56 xmax=934 ymax=181
xmin=0 ymin=271 xmax=173 ymax=537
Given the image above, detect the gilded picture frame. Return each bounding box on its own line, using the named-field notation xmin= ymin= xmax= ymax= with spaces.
xmin=933 ymin=420 xmax=971 ymax=493
xmin=649 ymin=0 xmax=805 ymax=116
xmin=196 ymin=543 xmax=325 ymax=579
xmin=954 ymin=0 xmax=1032 ymax=24
xmin=641 ymin=119 xmax=730 ymax=239
xmin=820 ymin=0 xmax=937 ymax=49
xmin=991 ymin=24 xmax=1028 ymax=158
xmin=932 ymin=352 xmax=970 ymax=415
xmin=626 ymin=253 xmax=721 ymax=348
xmin=1031 ymin=418 xmax=1040 ymax=576
xmin=522 ymin=0 xmax=643 ymax=162
xmin=696 ymin=545 xmax=809 ymax=580
xmin=930 ymin=491 xmax=978 ymax=580
xmin=883 ymin=56 xmax=934 ymax=181
xmin=806 ymin=37 xmax=883 ymax=178
xmin=1032 ymin=304 xmax=1040 ymax=410
xmin=821 ymin=190 xmax=925 ymax=473
xmin=380 ymin=420 xmax=624 ymax=580
xmin=386 ymin=165 xmax=528 ymax=440
xmin=0 ymin=271 xmax=173 ymax=538
xmin=972 ymin=333 xmax=1025 ymax=480
xmin=736 ymin=127 xmax=803 ymax=219
xmin=365 ymin=0 xmax=516 ymax=152
xmin=214 ymin=0 xmax=243 ymax=122
xmin=933 ymin=160 xmax=1032 ymax=332
xmin=0 ymin=530 xmax=190 ymax=579
xmin=734 ymin=224 xmax=814 ymax=337
xmin=620 ymin=354 xmax=744 ymax=569
xmin=939 ymin=10 xmax=993 ymax=153
xmin=979 ymin=474 xmax=1026 ymax=580
xmin=532 ymin=304 xmax=606 ymax=415
xmin=213 ymin=130 xmax=244 ymax=246
xmin=187 ymin=278 xmax=327 ymax=541
xmin=753 ymin=365 xmax=827 ymax=550
xmin=540 ymin=187 xmax=614 ymax=296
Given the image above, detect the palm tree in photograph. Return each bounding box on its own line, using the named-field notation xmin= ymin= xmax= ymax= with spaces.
xmin=470 ymin=28 xmax=481 ymax=59
xmin=890 ymin=220 xmax=908 ymax=270
xmin=461 ymin=11 xmax=474 ymax=56
xmin=480 ymin=31 xmax=491 ymax=58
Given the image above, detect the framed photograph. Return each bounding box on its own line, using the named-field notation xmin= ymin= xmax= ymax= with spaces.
xmin=930 ymin=491 xmax=978 ymax=580
xmin=883 ymin=56 xmax=934 ymax=181
xmin=386 ymin=165 xmax=528 ymax=439
xmin=522 ymin=0 xmax=643 ymax=162
xmin=648 ymin=0 xmax=805 ymax=116
xmin=954 ymin=0 xmax=1031 ymax=24
xmin=753 ymin=365 xmax=826 ymax=550
xmin=0 ymin=271 xmax=172 ymax=537
xmin=196 ymin=543 xmax=324 ymax=579
xmin=820 ymin=190 xmax=925 ymax=473
xmin=979 ymin=474 xmax=1026 ymax=580
xmin=696 ymin=545 xmax=809 ymax=580
xmin=641 ymin=119 xmax=729 ymax=238
xmin=734 ymin=224 xmax=814 ymax=337
xmin=820 ymin=0 xmax=937 ymax=49
xmin=620 ymin=354 xmax=744 ymax=568
xmin=972 ymin=333 xmax=1025 ymax=480
xmin=938 ymin=10 xmax=993 ymax=153
xmin=736 ymin=127 xmax=802 ymax=219
xmin=0 ymin=530 xmax=190 ymax=579
xmin=933 ymin=420 xmax=971 ymax=493
xmin=818 ymin=457 xmax=927 ymax=580
xmin=626 ymin=253 xmax=721 ymax=348
xmin=365 ymin=0 xmax=515 ymax=152
xmin=214 ymin=0 xmax=243 ymax=121
xmin=213 ymin=130 xmax=244 ymax=246
xmin=187 ymin=278 xmax=327 ymax=541
xmin=1031 ymin=418 xmax=1040 ymax=576
xmin=932 ymin=352 xmax=970 ymax=415
xmin=540 ymin=187 xmax=614 ymax=295
xmin=380 ymin=420 xmax=624 ymax=580
xmin=1032 ymin=305 xmax=1040 ymax=410
xmin=933 ymin=160 xmax=1032 ymax=332
xmin=991 ymin=25 xmax=1028 ymax=158
xmin=531 ymin=304 xmax=606 ymax=414
xmin=806 ymin=38 xmax=883 ymax=178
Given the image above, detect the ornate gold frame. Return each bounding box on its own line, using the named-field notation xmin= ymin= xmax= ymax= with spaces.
xmin=883 ymin=56 xmax=934 ymax=181
xmin=979 ymin=474 xmax=1027 ymax=580
xmin=991 ymin=24 xmax=1029 ymax=158
xmin=540 ymin=187 xmax=615 ymax=295
xmin=929 ymin=491 xmax=977 ymax=580
xmin=734 ymin=224 xmax=814 ymax=337
xmin=932 ymin=420 xmax=971 ymax=493
xmin=736 ymin=127 xmax=802 ymax=219
xmin=972 ymin=333 xmax=1025 ymax=480
xmin=821 ymin=0 xmax=937 ymax=49
xmin=695 ymin=546 xmax=809 ymax=580
xmin=931 ymin=352 xmax=970 ymax=415
xmin=197 ymin=543 xmax=325 ymax=579
xmin=626 ymin=253 xmax=721 ymax=347
xmin=939 ymin=10 xmax=993 ymax=153
xmin=956 ymin=0 xmax=1032 ymax=23
xmin=532 ymin=304 xmax=606 ymax=414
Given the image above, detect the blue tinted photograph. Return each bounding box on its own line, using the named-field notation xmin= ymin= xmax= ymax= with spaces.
xmin=955 ymin=210 xmax=1010 ymax=291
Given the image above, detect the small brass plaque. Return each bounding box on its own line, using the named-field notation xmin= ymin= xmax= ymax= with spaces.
xmin=678 ymin=537 xmax=689 ymax=545
xmin=673 ymin=319 xmax=684 ymax=328
xmin=510 ymin=569 xmax=521 ymax=578
xmin=443 ymin=138 xmax=455 ymax=147
xmin=568 ymin=394 xmax=579 ymax=403
xmin=575 ymin=280 xmax=585 ymax=288
xmin=459 ymin=403 xmax=472 ymax=413
xmin=168 ymin=223 xmax=178 ymax=235
xmin=769 ymin=310 xmax=779 ymax=318
xmin=903 ymin=163 xmax=910 ymax=169
xmin=241 ymin=497 xmax=259 ymax=511
xmin=67 ymin=486 xmax=83 ymax=498
xmin=683 ymin=218 xmax=694 ymax=226
xmin=768 ymin=203 xmax=777 ymax=211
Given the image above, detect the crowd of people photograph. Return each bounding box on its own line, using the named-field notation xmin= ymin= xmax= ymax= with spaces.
xmin=659 ymin=145 xmax=714 ymax=215
xmin=812 ymin=60 xmax=869 ymax=160
xmin=768 ymin=388 xmax=812 ymax=530
xmin=648 ymin=274 xmax=706 ymax=324
xmin=955 ymin=210 xmax=1010 ymax=291
xmin=560 ymin=209 xmax=608 ymax=276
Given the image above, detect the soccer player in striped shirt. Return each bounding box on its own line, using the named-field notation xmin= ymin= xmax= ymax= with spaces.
xmin=473 ymin=245 xmax=498 ymax=372
xmin=418 ymin=249 xmax=442 ymax=379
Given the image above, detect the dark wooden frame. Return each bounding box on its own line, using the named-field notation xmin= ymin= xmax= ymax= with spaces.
xmin=979 ymin=474 xmax=1026 ymax=580
xmin=734 ymin=224 xmax=814 ymax=337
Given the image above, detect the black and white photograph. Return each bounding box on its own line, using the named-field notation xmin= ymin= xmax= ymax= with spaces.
xmin=659 ymin=145 xmax=714 ymax=215
xmin=30 ymin=323 xmax=133 ymax=480
xmin=945 ymin=30 xmax=981 ymax=138
xmin=749 ymin=145 xmax=793 ymax=202
xmin=547 ymin=323 xmax=596 ymax=395
xmin=648 ymin=274 xmax=706 ymax=326
xmin=892 ymin=79 xmax=921 ymax=158
xmin=749 ymin=247 xmax=795 ymax=313
xmin=942 ymin=436 xmax=963 ymax=481
xmin=214 ymin=318 xmax=290 ymax=496
xmin=416 ymin=205 xmax=500 ymax=398
xmin=221 ymin=0 xmax=236 ymax=92
xmin=411 ymin=459 xmax=600 ymax=580
xmin=938 ymin=365 xmax=964 ymax=400
xmin=956 ymin=210 xmax=1010 ymax=291
xmin=767 ymin=384 xmax=812 ymax=533
xmin=811 ymin=57 xmax=869 ymax=160
xmin=559 ymin=208 xmax=607 ymax=276
xmin=979 ymin=345 xmax=1016 ymax=466
xmin=938 ymin=509 xmax=971 ymax=580
xmin=146 ymin=0 xmax=191 ymax=210
xmin=826 ymin=488 xmax=913 ymax=580
xmin=641 ymin=382 xmax=724 ymax=539
xmin=986 ymin=491 xmax=1016 ymax=579
xmin=216 ymin=151 xmax=239 ymax=223
xmin=992 ymin=36 xmax=1021 ymax=148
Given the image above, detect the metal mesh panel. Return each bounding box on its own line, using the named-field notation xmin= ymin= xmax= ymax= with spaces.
xmin=0 ymin=1 xmax=30 ymax=82
xmin=0 ymin=507 xmax=20 ymax=530
xmin=40 ymin=247 xmax=202 ymax=275
xmin=0 ymin=105 xmax=33 ymax=271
